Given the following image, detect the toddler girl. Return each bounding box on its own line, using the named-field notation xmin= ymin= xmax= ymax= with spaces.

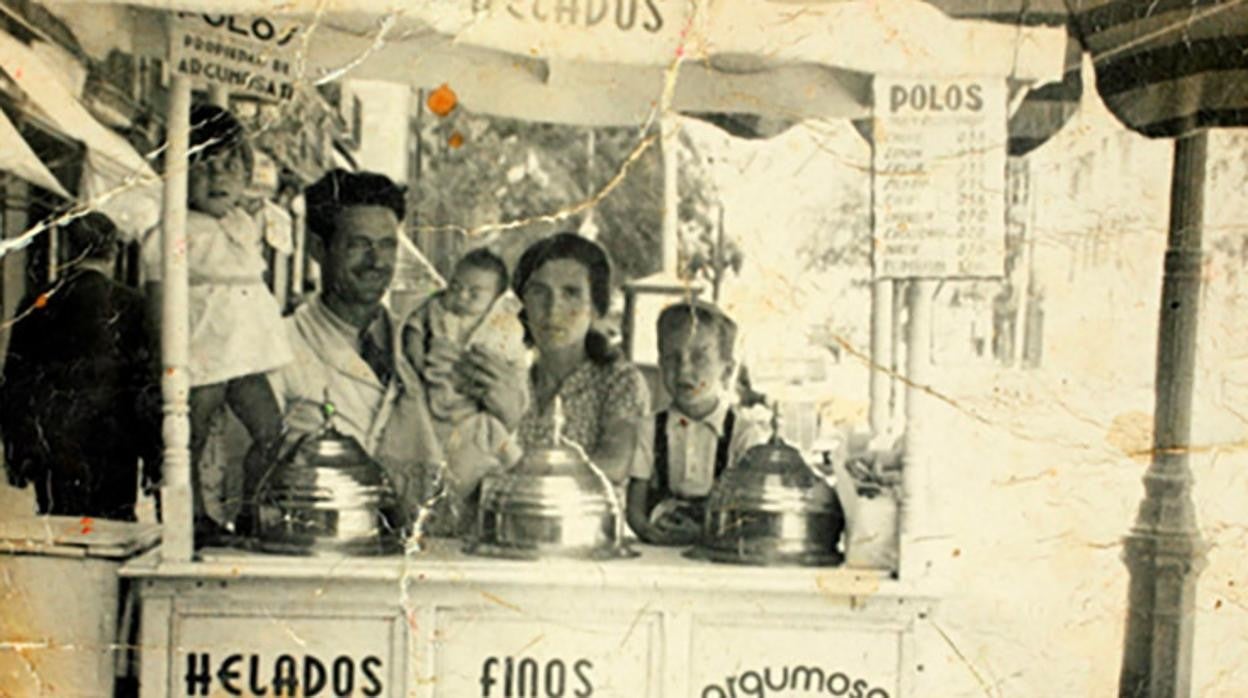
xmin=143 ymin=104 xmax=290 ymax=542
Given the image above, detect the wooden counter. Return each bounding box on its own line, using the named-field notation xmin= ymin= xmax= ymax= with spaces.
xmin=124 ymin=541 xmax=936 ymax=697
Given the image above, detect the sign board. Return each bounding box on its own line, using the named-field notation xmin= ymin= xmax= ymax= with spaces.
xmin=690 ymin=616 xmax=902 ymax=697
xmin=872 ymin=77 xmax=1007 ymax=279
xmin=170 ymin=14 xmax=301 ymax=101
xmin=462 ymin=0 xmax=677 ymax=65
xmin=170 ymin=613 xmax=402 ymax=697
xmin=432 ymin=609 xmax=662 ymax=696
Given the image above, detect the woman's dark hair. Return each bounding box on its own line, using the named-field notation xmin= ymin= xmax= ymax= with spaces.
xmin=304 ymin=169 xmax=407 ymax=245
xmin=456 ymin=247 xmax=509 ymax=296
xmin=189 ymin=103 xmax=253 ymax=174
xmin=513 ymin=232 xmax=618 ymax=364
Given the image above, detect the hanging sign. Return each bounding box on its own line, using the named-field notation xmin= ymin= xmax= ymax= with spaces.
xmin=459 ymin=0 xmax=677 ymax=65
xmin=170 ymin=13 xmax=301 ymax=101
xmin=872 ymin=77 xmax=1008 ymax=279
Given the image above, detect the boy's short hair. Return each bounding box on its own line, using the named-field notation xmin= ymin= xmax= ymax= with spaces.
xmin=189 ymin=103 xmax=253 ymax=174
xmin=657 ymin=300 xmax=738 ymax=362
xmin=455 ymin=247 xmax=509 ymax=296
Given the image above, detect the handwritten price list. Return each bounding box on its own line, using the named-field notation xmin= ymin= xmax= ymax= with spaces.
xmin=872 ymin=78 xmax=1007 ymax=279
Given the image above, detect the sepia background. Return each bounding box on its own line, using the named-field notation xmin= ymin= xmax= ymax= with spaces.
xmin=0 ymin=1 xmax=1245 ymax=695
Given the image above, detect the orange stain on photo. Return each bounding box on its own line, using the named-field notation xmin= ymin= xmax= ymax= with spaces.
xmin=32 ymin=293 xmax=48 ymax=309
xmin=448 ymin=131 xmax=464 ymax=149
xmin=79 ymin=517 xmax=93 ymax=535
xmin=427 ymin=84 xmax=458 ymax=117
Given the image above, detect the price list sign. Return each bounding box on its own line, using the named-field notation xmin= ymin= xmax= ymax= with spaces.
xmin=872 ymin=77 xmax=1007 ymax=279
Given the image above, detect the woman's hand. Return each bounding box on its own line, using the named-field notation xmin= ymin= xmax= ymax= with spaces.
xmin=454 ymin=345 xmax=528 ymax=430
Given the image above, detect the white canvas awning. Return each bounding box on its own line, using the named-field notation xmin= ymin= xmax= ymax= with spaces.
xmin=0 ymin=107 xmax=71 ymax=197
xmin=48 ymin=0 xmax=1067 ymax=126
xmin=0 ymin=29 xmax=160 ymax=237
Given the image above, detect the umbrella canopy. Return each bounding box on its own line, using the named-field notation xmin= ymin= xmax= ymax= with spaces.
xmin=926 ymin=0 xmax=1248 ymax=138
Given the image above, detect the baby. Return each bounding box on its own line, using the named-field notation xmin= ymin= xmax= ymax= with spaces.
xmin=402 ymin=248 xmax=527 ymax=533
xmin=626 ymin=301 xmax=765 ymax=545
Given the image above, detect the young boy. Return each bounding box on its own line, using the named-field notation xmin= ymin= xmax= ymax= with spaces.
xmin=402 ymin=248 xmax=528 ymax=534
xmin=626 ymin=301 xmax=765 ymax=545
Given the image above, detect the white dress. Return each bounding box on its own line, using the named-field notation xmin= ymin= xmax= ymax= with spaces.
xmin=142 ymin=208 xmax=293 ymax=387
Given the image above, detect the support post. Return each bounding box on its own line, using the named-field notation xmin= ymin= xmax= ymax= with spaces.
xmin=891 ymin=279 xmax=907 ymax=426
xmin=899 ymin=278 xmax=936 ymax=581
xmin=869 ymin=279 xmax=894 ymax=434
xmin=660 ymin=117 xmax=680 ymax=274
xmin=160 ymin=73 xmax=194 ymax=561
xmin=1118 ymin=132 xmax=1208 ymax=698
xmin=208 ymin=83 xmax=229 ymax=109
xmin=290 ymin=194 xmax=306 ymax=301
xmin=1008 ymin=157 xmax=1032 ymax=366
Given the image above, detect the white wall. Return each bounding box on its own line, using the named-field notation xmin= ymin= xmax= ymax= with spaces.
xmin=341 ymin=79 xmax=413 ymax=184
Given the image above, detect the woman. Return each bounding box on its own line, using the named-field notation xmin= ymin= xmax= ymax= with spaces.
xmin=456 ymin=233 xmax=650 ymax=485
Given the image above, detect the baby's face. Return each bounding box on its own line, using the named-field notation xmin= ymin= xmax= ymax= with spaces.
xmin=188 ymin=150 xmax=247 ymax=218
xmin=445 ymin=266 xmax=501 ymax=318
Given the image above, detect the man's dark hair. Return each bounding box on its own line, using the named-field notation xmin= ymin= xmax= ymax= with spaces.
xmin=189 ymin=103 xmax=253 ymax=174
xmin=64 ymin=212 xmax=120 ymax=261
xmin=304 ymin=169 xmax=406 ymax=245
xmin=455 ymin=248 xmax=509 ymax=296
xmin=657 ymin=300 xmax=738 ymax=363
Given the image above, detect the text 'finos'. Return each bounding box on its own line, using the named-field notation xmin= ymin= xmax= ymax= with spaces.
xmin=480 ymin=656 xmax=596 ymax=697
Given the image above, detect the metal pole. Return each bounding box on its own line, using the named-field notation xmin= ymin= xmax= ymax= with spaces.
xmin=660 ymin=117 xmax=680 ymax=274
xmin=290 ymin=194 xmax=306 ymax=301
xmin=1118 ymin=132 xmax=1208 ymax=698
xmin=160 ymin=72 xmax=195 ymax=561
xmin=869 ymin=279 xmax=893 ymax=434
xmin=1010 ymin=157 xmax=1031 ymax=366
xmin=713 ymin=205 xmax=725 ymax=302
xmin=899 ymin=278 xmax=936 ymax=581
xmin=891 ymin=279 xmax=907 ymax=426
xmin=208 ymin=83 xmax=229 ymax=109
xmin=867 ymin=117 xmax=892 ymax=435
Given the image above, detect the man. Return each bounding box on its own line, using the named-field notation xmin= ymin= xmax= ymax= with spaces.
xmin=0 ymin=213 xmax=161 ymax=521
xmin=240 ymin=170 xmax=444 ymax=531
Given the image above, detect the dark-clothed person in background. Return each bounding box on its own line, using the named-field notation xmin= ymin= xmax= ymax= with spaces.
xmin=0 ymin=213 xmax=161 ymax=521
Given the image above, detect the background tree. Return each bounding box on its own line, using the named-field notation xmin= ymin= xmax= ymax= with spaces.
xmin=409 ymin=102 xmax=664 ymax=284
xmin=677 ymin=129 xmax=742 ymax=301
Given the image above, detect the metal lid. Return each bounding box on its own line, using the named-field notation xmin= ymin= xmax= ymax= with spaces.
xmin=250 ymin=401 xmax=405 ymax=556
xmin=491 ymin=397 xmax=610 ymax=508
xmin=694 ymin=405 xmax=845 ymax=567
xmin=468 ymin=397 xmax=633 ymax=560
xmin=710 ymin=408 xmax=837 ymax=514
